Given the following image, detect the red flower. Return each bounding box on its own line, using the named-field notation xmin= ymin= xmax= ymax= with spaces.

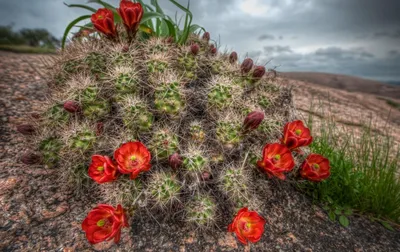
xmin=91 ymin=8 xmax=117 ymax=38
xmin=117 ymin=1 xmax=143 ymax=35
xmin=88 ymin=155 xmax=118 ymax=184
xmin=281 ymin=120 xmax=313 ymax=151
xmin=300 ymin=154 xmax=330 ymax=182
xmin=114 ymin=141 xmax=151 ymax=179
xmin=82 ymin=204 xmax=128 ymax=244
xmin=243 ymin=110 xmax=264 ymax=131
xmin=257 ymin=143 xmax=295 ymax=180
xmin=228 ymin=207 xmax=266 ymax=245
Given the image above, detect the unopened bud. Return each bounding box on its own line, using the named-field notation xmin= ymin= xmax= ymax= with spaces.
xmin=63 ymin=101 xmax=81 ymax=113
xmin=190 ymin=43 xmax=200 ymax=55
xmin=252 ymin=66 xmax=266 ymax=79
xmin=96 ymin=122 xmax=104 ymax=136
xmin=241 ymin=58 xmax=253 ymax=74
xmin=243 ymin=110 xmax=265 ymax=131
xmin=229 ymin=51 xmax=238 ymax=63
xmin=17 ymin=124 xmax=35 ymax=135
xmin=201 ymin=171 xmax=212 ymax=181
xmin=168 ymin=153 xmax=182 ymax=169
xmin=21 ymin=152 xmax=41 ymax=165
xmin=166 ymin=36 xmax=174 ymax=44
xmin=202 ymin=32 xmax=210 ymax=41
xmin=122 ymin=45 xmax=129 ymax=52
xmin=210 ymin=46 xmax=217 ymax=55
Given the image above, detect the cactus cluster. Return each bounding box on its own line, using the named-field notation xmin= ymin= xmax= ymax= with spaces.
xmin=19 ymin=29 xmax=292 ymax=229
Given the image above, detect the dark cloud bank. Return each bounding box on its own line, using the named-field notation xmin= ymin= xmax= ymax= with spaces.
xmin=1 ymin=0 xmax=400 ymax=82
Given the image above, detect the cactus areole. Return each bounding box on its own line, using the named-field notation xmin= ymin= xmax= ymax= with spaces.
xmin=18 ymin=0 xmax=330 ymax=247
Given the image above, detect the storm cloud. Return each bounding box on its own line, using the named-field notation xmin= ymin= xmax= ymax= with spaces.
xmin=1 ymin=0 xmax=400 ymax=81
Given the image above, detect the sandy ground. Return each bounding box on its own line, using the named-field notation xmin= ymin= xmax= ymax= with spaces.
xmin=1 ymin=51 xmax=399 ymax=251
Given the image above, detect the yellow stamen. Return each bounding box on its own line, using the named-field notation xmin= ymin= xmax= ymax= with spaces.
xmin=274 ymin=154 xmax=281 ymax=160
xmin=97 ymin=166 xmax=104 ymax=171
xmin=130 ymin=155 xmax=137 ymax=161
xmin=97 ymin=219 xmax=105 ymax=227
xmin=313 ymin=163 xmax=320 ymax=170
xmin=295 ymin=129 xmax=302 ymax=135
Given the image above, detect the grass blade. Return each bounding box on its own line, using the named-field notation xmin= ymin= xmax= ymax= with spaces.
xmin=62 ymin=15 xmax=92 ymax=49
xmin=63 ymin=2 xmax=96 ymax=12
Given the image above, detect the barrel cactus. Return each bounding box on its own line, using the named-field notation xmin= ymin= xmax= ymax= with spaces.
xmin=18 ymin=0 xmax=329 ymax=246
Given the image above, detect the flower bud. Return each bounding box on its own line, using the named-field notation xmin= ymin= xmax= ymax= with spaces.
xmin=63 ymin=101 xmax=81 ymax=113
xmin=202 ymin=32 xmax=210 ymax=41
xmin=96 ymin=122 xmax=104 ymax=136
xmin=243 ymin=110 xmax=265 ymax=131
xmin=190 ymin=43 xmax=200 ymax=55
xmin=122 ymin=45 xmax=129 ymax=53
xmin=169 ymin=153 xmax=182 ymax=169
xmin=229 ymin=51 xmax=238 ymax=63
xmin=201 ymin=171 xmax=212 ymax=181
xmin=252 ymin=66 xmax=266 ymax=79
xmin=241 ymin=58 xmax=253 ymax=74
xmin=210 ymin=46 xmax=217 ymax=55
xmin=21 ymin=152 xmax=41 ymax=165
xmin=166 ymin=36 xmax=174 ymax=44
xmin=30 ymin=112 xmax=41 ymax=119
xmin=16 ymin=124 xmax=35 ymax=135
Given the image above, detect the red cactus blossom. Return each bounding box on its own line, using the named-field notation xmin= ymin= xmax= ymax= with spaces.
xmin=168 ymin=152 xmax=182 ymax=169
xmin=252 ymin=66 xmax=266 ymax=79
xmin=91 ymin=8 xmax=117 ymax=38
xmin=241 ymin=58 xmax=253 ymax=74
xmin=281 ymin=120 xmax=313 ymax=151
xmin=82 ymin=204 xmax=128 ymax=244
xmin=63 ymin=100 xmax=81 ymax=113
xmin=228 ymin=207 xmax=266 ymax=245
xmin=257 ymin=143 xmax=295 ymax=180
xmin=114 ymin=141 xmax=151 ymax=179
xmin=229 ymin=51 xmax=238 ymax=63
xmin=117 ymin=1 xmax=143 ymax=36
xmin=300 ymin=154 xmax=331 ymax=182
xmin=243 ymin=110 xmax=265 ymax=131
xmin=88 ymin=155 xmax=118 ymax=184
xmin=21 ymin=152 xmax=41 ymax=165
xmin=16 ymin=124 xmax=35 ymax=135
xmin=202 ymin=32 xmax=210 ymax=41
xmin=190 ymin=43 xmax=200 ymax=55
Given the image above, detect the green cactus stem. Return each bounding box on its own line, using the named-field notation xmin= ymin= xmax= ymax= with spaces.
xmin=154 ymin=82 xmax=184 ymax=115
xmin=151 ymin=130 xmax=179 ymax=159
xmin=39 ymin=137 xmax=63 ymax=167
xmin=186 ymin=194 xmax=217 ymax=227
xmin=69 ymin=128 xmax=96 ymax=152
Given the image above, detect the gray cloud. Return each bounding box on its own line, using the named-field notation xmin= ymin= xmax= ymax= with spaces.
xmin=258 ymin=34 xmax=275 ymax=41
xmin=264 ymin=45 xmax=293 ymax=54
xmin=1 ymin=0 xmax=399 ymax=81
xmin=373 ymin=30 xmax=400 ymax=39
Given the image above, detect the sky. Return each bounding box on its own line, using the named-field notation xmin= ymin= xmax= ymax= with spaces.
xmin=1 ymin=0 xmax=400 ymax=82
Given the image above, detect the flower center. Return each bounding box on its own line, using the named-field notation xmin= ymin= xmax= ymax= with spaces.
xmin=97 ymin=166 xmax=104 ymax=171
xmin=295 ymin=129 xmax=302 ymax=135
xmin=312 ymin=163 xmax=320 ymax=170
xmin=274 ymin=154 xmax=281 ymax=161
xmin=129 ymin=155 xmax=139 ymax=167
xmin=97 ymin=219 xmax=105 ymax=227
